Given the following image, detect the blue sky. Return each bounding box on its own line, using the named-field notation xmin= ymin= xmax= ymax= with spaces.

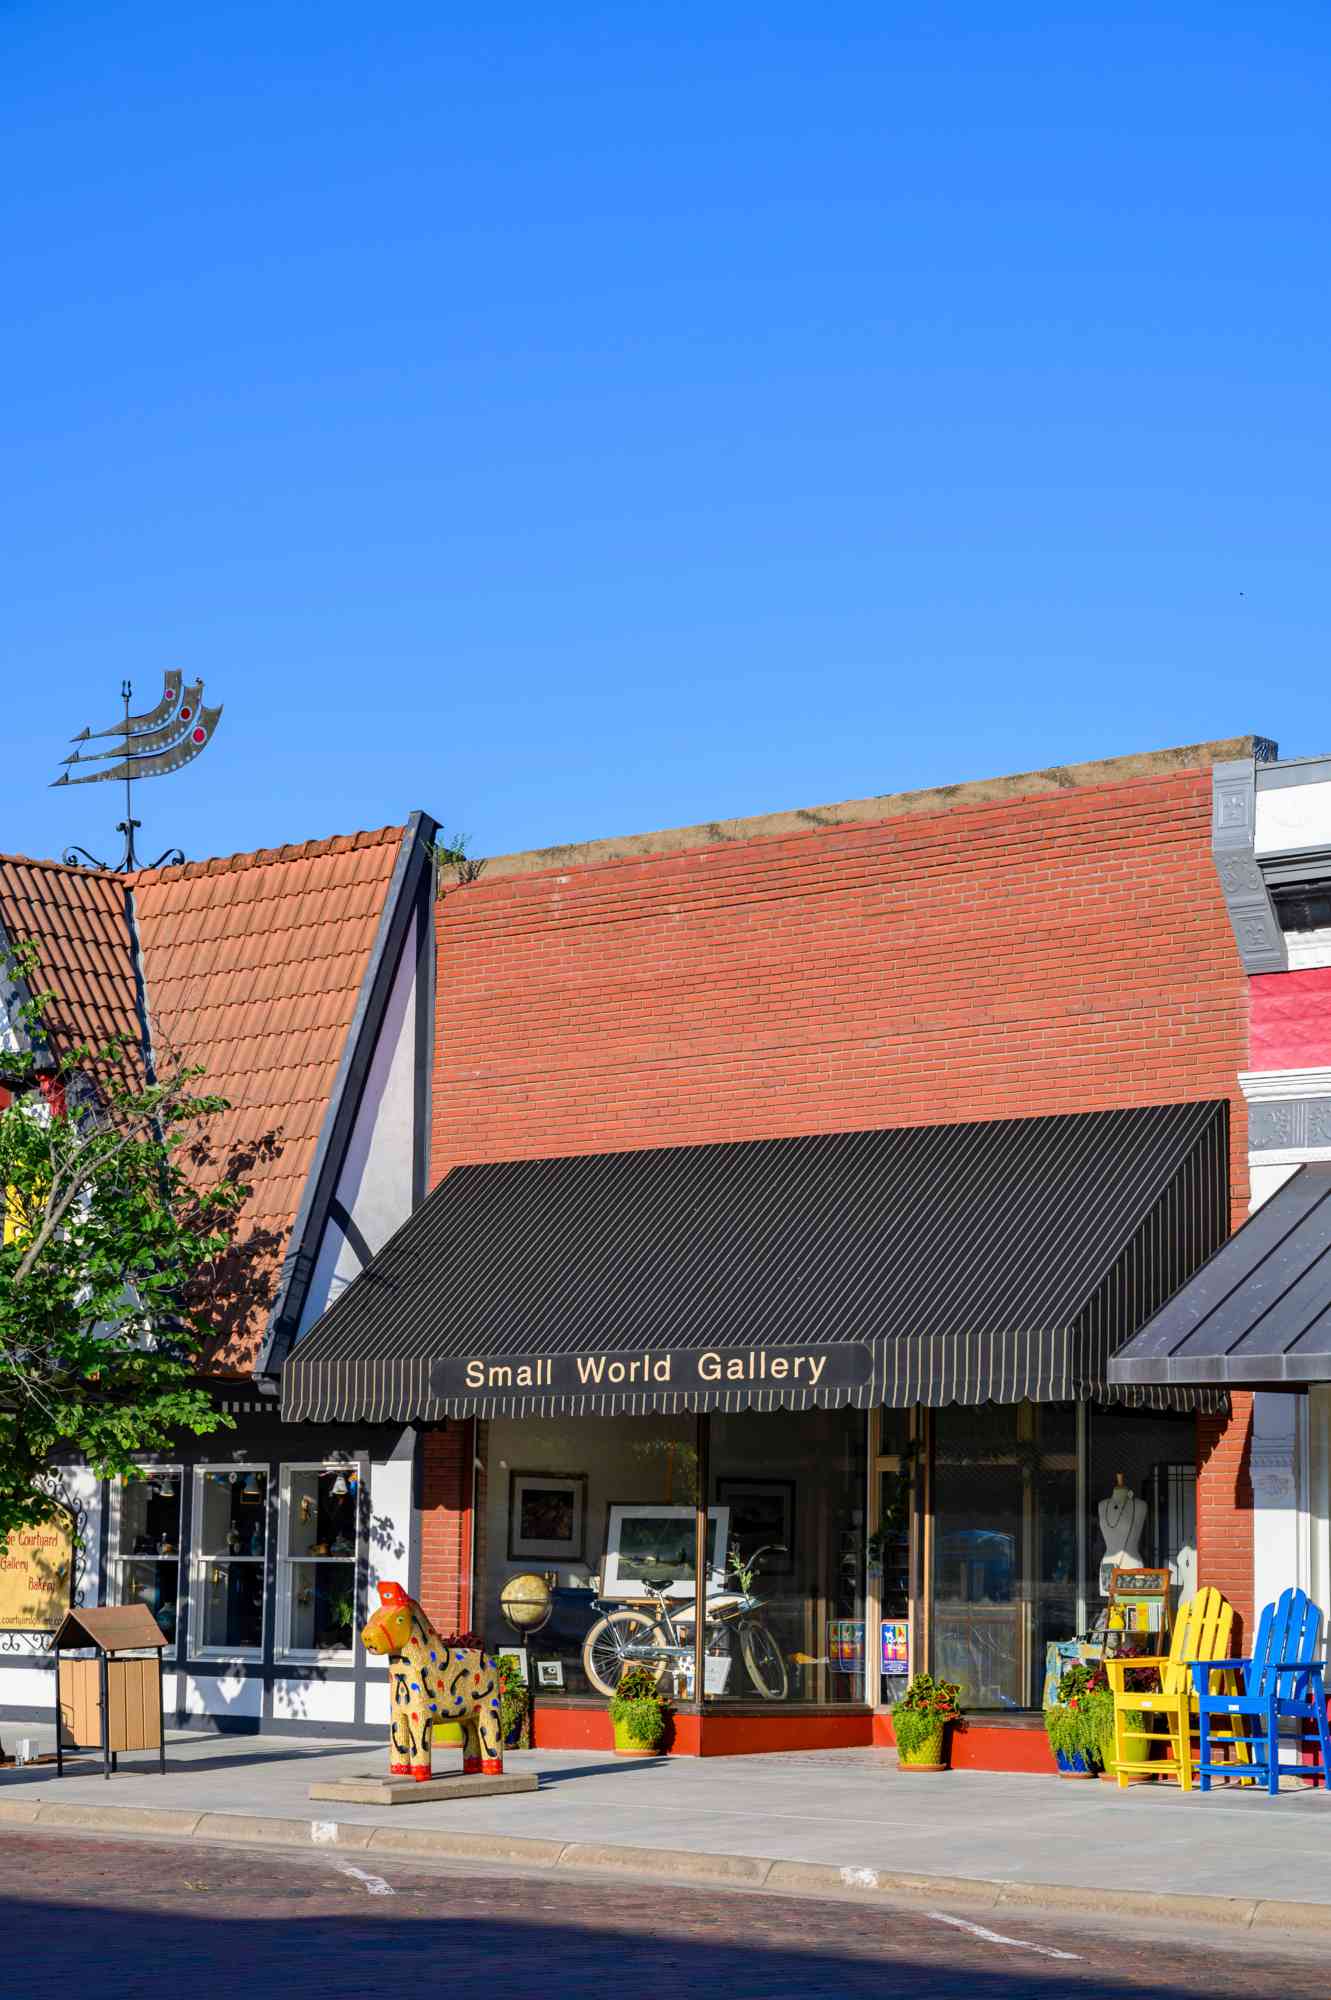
xmin=5 ymin=4 xmax=1328 ymax=866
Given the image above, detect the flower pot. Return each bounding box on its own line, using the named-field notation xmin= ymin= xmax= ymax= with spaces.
xmin=1055 ymin=1748 xmax=1097 ymax=1779
xmin=612 ymin=1716 xmax=662 ymax=1758
xmin=897 ymin=1722 xmax=949 ymax=1771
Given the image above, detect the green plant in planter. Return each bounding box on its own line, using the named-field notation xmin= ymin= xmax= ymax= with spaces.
xmin=610 ymin=1665 xmax=668 ymax=1753
xmin=890 ymin=1673 xmax=962 ymax=1767
xmin=1044 ymin=1661 xmax=1108 ymax=1770
xmin=496 ymin=1654 xmax=531 ymax=1749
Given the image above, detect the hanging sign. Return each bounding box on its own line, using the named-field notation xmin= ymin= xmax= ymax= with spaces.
xmin=432 ymin=1342 xmax=874 ymax=1404
xmin=0 ymin=1508 xmax=75 ymax=1631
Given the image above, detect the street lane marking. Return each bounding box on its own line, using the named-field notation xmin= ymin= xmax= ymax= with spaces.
xmin=927 ymin=1913 xmax=1081 ymax=1960
xmin=335 ymin=1863 xmax=395 ymax=1897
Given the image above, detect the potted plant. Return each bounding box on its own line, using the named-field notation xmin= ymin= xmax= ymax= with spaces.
xmin=1044 ymin=1661 xmax=1107 ymax=1777
xmin=889 ymin=1673 xmax=962 ymax=1771
xmin=609 ymin=1664 xmax=668 ymax=1757
xmin=496 ymin=1652 xmax=531 ymax=1749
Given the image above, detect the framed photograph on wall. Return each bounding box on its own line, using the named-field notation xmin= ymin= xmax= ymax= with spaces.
xmin=717 ymin=1478 xmax=795 ymax=1577
xmin=535 ymin=1658 xmax=565 ymax=1690
xmin=601 ymin=1504 xmax=730 ymax=1600
xmin=507 ymin=1472 xmax=588 ymax=1563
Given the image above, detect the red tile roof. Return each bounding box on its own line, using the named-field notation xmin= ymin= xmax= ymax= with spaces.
xmin=0 ymin=855 xmax=141 ymax=1061
xmin=0 ymin=825 xmax=408 ymax=1376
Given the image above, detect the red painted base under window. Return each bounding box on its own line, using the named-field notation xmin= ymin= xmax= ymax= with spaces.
xmin=529 ymin=1704 xmax=1055 ymax=1769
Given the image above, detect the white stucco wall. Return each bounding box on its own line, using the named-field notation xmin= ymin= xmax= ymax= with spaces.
xmin=297 ymin=913 xmax=419 ymax=1334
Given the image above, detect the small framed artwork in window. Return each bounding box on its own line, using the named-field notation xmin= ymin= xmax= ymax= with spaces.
xmin=535 ymin=1658 xmax=565 ymax=1690
xmin=507 ymin=1472 xmax=587 ymax=1562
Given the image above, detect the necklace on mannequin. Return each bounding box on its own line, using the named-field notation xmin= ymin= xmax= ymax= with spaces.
xmin=1103 ymin=1486 xmax=1136 ymax=1539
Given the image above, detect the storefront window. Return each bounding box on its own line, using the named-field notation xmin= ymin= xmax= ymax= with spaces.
xmin=707 ymin=1408 xmax=868 ymax=1706
xmin=481 ymin=1410 xmax=868 ymax=1707
xmin=192 ymin=1467 xmax=268 ymax=1656
xmin=1087 ymin=1403 xmax=1197 ymax=1609
xmin=930 ymin=1404 xmax=1076 ymax=1710
xmin=278 ymin=1463 xmax=361 ymax=1657
xmin=110 ymin=1469 xmax=183 ymax=1651
xmin=483 ymin=1413 xmax=705 ymax=1698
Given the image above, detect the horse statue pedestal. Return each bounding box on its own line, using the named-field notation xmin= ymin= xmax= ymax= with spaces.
xmin=310 ymin=1768 xmax=539 ymax=1805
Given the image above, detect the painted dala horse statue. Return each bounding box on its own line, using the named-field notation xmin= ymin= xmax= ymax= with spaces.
xmin=361 ymin=1581 xmax=504 ymax=1779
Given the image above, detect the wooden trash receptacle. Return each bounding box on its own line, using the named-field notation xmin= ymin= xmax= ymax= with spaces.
xmin=51 ymin=1605 xmax=169 ymax=1779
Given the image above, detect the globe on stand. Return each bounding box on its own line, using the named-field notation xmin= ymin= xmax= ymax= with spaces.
xmin=501 ymin=1572 xmax=553 ymax=1635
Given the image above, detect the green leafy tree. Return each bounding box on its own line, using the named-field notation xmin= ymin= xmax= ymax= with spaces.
xmin=0 ymin=944 xmax=236 ymax=1548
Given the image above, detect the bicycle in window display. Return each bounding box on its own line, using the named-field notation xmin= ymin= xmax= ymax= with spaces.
xmin=580 ymin=1545 xmax=790 ymax=1700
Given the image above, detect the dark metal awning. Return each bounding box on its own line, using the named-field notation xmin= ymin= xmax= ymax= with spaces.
xmin=1109 ymin=1162 xmax=1331 ymax=1389
xmin=281 ymin=1101 xmax=1229 ymax=1424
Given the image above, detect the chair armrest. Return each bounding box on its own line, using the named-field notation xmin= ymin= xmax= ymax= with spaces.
xmin=1188 ymin=1659 xmax=1249 ymax=1692
xmin=1273 ymin=1660 xmax=1328 ymax=1673
xmin=1104 ymin=1656 xmax=1168 ymax=1693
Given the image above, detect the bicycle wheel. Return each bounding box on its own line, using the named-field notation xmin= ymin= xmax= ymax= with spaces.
xmin=581 ymin=1610 xmax=663 ymax=1698
xmin=740 ymin=1621 xmax=789 ymax=1700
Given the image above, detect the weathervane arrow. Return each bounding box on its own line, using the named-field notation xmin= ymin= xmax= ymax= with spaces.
xmin=62 ymin=682 xmax=207 ymax=766
xmin=52 ymin=705 xmax=222 ymax=787
xmin=69 ymin=670 xmax=183 ymax=742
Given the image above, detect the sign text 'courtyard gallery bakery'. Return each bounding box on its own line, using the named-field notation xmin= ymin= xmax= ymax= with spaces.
xmin=432 ymin=1342 xmax=875 ymax=1402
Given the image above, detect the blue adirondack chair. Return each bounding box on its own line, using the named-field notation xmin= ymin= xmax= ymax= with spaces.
xmin=1189 ymin=1588 xmax=1331 ymax=1795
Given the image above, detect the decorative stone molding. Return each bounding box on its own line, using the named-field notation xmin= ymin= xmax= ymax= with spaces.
xmin=1241 ymin=1069 xmax=1331 ymax=1152
xmin=1241 ymin=1067 xmax=1331 ymax=1101
xmin=1212 ymin=760 xmax=1287 ymax=973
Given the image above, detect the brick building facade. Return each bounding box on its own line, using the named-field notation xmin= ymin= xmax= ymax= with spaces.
xmin=417 ymin=741 xmax=1261 ymax=1656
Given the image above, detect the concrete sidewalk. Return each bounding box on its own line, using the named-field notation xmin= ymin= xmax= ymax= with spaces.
xmin=2 ymin=1729 xmax=1328 ymax=1929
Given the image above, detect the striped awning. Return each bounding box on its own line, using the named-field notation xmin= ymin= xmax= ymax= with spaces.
xmin=281 ymin=1101 xmax=1230 ymax=1424
xmin=1109 ymin=1162 xmax=1331 ymax=1389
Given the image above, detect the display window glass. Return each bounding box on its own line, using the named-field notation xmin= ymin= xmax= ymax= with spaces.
xmin=707 ymin=1408 xmax=868 ymax=1705
xmin=484 ymin=1414 xmax=703 ymax=1698
xmin=191 ymin=1467 xmax=268 ymax=1656
xmin=930 ymin=1403 xmax=1076 ymax=1710
xmin=109 ymin=1468 xmax=183 ymax=1652
xmin=277 ymin=1463 xmax=362 ymax=1658
xmin=1086 ymin=1403 xmax=1197 ymax=1607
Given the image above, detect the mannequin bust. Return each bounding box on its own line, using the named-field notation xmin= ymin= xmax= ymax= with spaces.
xmin=1098 ymin=1472 xmax=1148 ymax=1595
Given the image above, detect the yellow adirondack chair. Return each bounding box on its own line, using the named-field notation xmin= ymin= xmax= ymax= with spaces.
xmin=1106 ymin=1587 xmax=1246 ymax=1790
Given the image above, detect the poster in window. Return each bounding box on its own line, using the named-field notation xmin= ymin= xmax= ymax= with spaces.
xmin=507 ymin=1472 xmax=587 ymax=1562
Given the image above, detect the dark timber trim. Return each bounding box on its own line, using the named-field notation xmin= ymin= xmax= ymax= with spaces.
xmin=255 ymin=810 xmax=439 ymax=1379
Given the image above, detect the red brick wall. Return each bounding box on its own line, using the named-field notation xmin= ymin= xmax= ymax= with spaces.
xmin=434 ymin=768 xmax=1249 ymax=1213
xmin=418 ymin=1423 xmax=475 ymax=1637
xmin=1197 ymin=1394 xmax=1255 ymax=1644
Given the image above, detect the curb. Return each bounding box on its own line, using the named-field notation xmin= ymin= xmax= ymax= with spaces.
xmin=0 ymin=1798 xmax=1326 ymax=1934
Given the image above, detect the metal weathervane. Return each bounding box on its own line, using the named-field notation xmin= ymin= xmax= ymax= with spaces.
xmin=53 ymin=673 xmax=223 ymax=871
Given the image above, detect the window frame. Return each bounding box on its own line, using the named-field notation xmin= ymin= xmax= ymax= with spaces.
xmin=107 ymin=1465 xmax=184 ymax=1658
xmin=275 ymin=1458 xmax=365 ymax=1665
xmin=189 ymin=1463 xmax=271 ymax=1663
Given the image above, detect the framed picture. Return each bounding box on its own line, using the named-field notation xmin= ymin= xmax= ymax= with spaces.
xmin=507 ymin=1472 xmax=587 ymax=1562
xmin=717 ymin=1478 xmax=795 ymax=1578
xmin=497 ymin=1645 xmax=529 ymax=1685
xmin=601 ymin=1504 xmax=730 ymax=1600
xmin=535 ymin=1658 xmax=565 ymax=1690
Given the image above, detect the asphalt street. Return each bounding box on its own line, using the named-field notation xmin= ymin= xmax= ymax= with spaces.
xmin=2 ymin=1827 xmax=1326 ymax=1998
